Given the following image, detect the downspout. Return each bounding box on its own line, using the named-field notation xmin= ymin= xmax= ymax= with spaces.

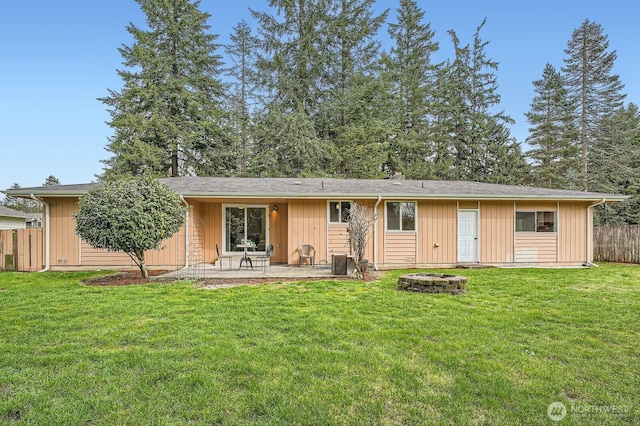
xmin=30 ymin=194 xmax=49 ymax=272
xmin=373 ymin=196 xmax=382 ymax=271
xmin=585 ymin=198 xmax=606 ymax=266
xmin=179 ymin=195 xmax=190 ymax=270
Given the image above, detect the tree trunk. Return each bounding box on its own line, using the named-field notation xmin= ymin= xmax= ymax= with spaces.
xmin=136 ymin=251 xmax=148 ymax=278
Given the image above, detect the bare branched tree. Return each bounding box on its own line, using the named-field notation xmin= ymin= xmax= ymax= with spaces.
xmin=346 ymin=202 xmax=375 ymax=279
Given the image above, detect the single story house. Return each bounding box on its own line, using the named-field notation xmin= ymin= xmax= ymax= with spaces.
xmin=0 ymin=206 xmax=37 ymax=230
xmin=4 ymin=177 xmax=625 ymax=271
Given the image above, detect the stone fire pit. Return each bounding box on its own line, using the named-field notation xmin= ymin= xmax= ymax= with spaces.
xmin=397 ymin=273 xmax=467 ymax=295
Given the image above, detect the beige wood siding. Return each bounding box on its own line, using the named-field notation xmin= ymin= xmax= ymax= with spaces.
xmin=79 ymin=229 xmax=186 ymax=268
xmin=458 ymin=201 xmax=478 ymax=210
xmin=516 ymin=201 xmax=557 ymax=211
xmin=46 ymin=197 xmax=80 ymax=266
xmin=354 ymin=200 xmax=375 ymax=263
xmin=328 ymin=224 xmax=349 ymax=258
xmin=191 ymin=201 xmax=221 ymax=264
xmin=480 ymin=201 xmax=514 ymax=263
xmin=288 ymin=199 xmax=327 ymax=265
xmin=514 ymin=233 xmax=558 ymax=262
xmin=144 ymin=231 xmax=186 ymax=267
xmin=417 ymin=201 xmax=457 ymax=264
xmin=385 ymin=232 xmax=417 ymax=264
xmin=559 ymin=202 xmax=589 ymax=263
xmin=80 ymin=241 xmax=133 ymax=266
xmin=269 ymin=204 xmax=288 ymax=264
xmin=513 ymin=202 xmax=559 ymax=263
xmin=188 ymin=206 xmax=206 ymax=265
xmin=45 ymin=196 xmax=185 ymax=268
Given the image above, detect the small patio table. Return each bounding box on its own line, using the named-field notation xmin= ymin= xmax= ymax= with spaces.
xmin=236 ymin=243 xmax=256 ymax=270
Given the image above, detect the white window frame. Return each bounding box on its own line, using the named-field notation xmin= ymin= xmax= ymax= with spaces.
xmin=328 ymin=201 xmax=351 ymax=224
xmin=385 ymin=201 xmax=417 ymax=232
xmin=222 ymin=204 xmax=269 ymax=253
xmin=515 ymin=211 xmax=557 ymax=233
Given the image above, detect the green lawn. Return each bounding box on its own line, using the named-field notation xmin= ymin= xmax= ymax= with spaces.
xmin=0 ymin=265 xmax=638 ymax=425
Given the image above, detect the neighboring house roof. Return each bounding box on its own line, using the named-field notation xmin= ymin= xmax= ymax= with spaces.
xmin=3 ymin=177 xmax=627 ymax=202
xmin=27 ymin=213 xmax=43 ymax=220
xmin=0 ymin=205 xmax=35 ymax=219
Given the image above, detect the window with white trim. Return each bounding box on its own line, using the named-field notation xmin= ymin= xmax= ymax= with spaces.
xmin=515 ymin=211 xmax=556 ymax=232
xmin=386 ymin=202 xmax=416 ymax=231
xmin=329 ymin=201 xmax=351 ymax=223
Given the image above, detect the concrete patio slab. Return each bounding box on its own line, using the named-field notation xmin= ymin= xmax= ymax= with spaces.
xmin=159 ymin=263 xmax=340 ymax=281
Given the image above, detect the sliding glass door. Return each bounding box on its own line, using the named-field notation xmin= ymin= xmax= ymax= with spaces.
xmin=224 ymin=205 xmax=268 ymax=253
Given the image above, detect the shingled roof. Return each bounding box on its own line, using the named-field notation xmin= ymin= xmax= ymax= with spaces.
xmin=3 ymin=177 xmax=626 ymax=202
xmin=0 ymin=205 xmax=35 ymax=219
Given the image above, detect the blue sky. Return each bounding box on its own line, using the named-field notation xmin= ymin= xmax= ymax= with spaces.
xmin=1 ymin=0 xmax=638 ymax=194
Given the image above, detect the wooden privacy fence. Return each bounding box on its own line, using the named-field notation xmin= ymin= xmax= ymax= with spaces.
xmin=0 ymin=228 xmax=44 ymax=271
xmin=594 ymin=225 xmax=640 ymax=264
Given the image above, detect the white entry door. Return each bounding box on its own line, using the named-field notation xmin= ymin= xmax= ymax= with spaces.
xmin=458 ymin=210 xmax=478 ymax=263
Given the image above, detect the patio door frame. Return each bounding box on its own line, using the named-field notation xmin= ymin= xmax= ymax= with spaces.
xmin=222 ymin=204 xmax=269 ymax=254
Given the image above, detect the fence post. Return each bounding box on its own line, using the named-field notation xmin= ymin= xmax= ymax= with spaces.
xmin=12 ymin=230 xmax=18 ymax=271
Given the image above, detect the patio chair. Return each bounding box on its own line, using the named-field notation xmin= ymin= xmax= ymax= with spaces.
xmin=298 ymin=244 xmax=316 ymax=267
xmin=254 ymin=244 xmax=274 ymax=272
xmin=216 ymin=244 xmax=233 ymax=271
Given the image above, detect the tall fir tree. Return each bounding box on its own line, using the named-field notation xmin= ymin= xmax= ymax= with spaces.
xmin=382 ymin=0 xmax=440 ymax=179
xmin=43 ymin=175 xmax=61 ymax=186
xmin=320 ymin=0 xmax=390 ymax=178
xmin=525 ymin=63 xmax=580 ymax=189
xmin=251 ymin=0 xmax=326 ymax=116
xmin=561 ymin=19 xmax=626 ymax=191
xmin=250 ymin=0 xmax=330 ymax=176
xmin=436 ymin=20 xmax=527 ymax=184
xmin=590 ymin=104 xmax=640 ymax=224
xmin=100 ymin=0 xmax=228 ymax=179
xmin=225 ymin=20 xmax=260 ymax=175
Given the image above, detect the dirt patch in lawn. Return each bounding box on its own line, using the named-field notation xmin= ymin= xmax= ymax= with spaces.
xmin=83 ymin=270 xmax=174 ymax=286
xmin=83 ymin=270 xmax=383 ymax=287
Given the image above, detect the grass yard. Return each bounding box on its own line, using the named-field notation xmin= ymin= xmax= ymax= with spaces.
xmin=0 ymin=265 xmax=638 ymax=425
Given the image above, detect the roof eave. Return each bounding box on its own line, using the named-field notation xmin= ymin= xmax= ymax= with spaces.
xmin=6 ymin=187 xmax=628 ymax=203
xmin=178 ymin=192 xmax=628 ymax=202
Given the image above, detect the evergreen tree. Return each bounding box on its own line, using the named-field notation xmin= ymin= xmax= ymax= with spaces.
xmin=562 ymin=19 xmax=626 ymax=191
xmin=319 ymin=0 xmax=390 ymax=178
xmin=436 ymin=20 xmax=526 ymax=183
xmin=100 ymin=0 xmax=228 ymax=180
xmin=251 ymin=0 xmax=326 ymax=116
xmin=382 ymin=0 xmax=440 ymax=179
xmin=249 ymin=105 xmax=333 ymax=177
xmin=428 ymin=57 xmax=462 ymax=180
xmin=225 ymin=20 xmax=260 ymax=175
xmin=43 ymin=175 xmax=61 ymax=186
xmin=591 ymin=104 xmax=640 ymax=224
xmin=525 ymin=63 xmax=580 ymax=188
xmin=251 ymin=0 xmax=331 ymax=175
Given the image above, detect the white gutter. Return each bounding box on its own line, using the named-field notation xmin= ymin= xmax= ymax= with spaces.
xmin=30 ymin=194 xmax=49 ymax=272
xmin=179 ymin=195 xmax=190 ymax=270
xmin=373 ymin=196 xmax=382 ymax=271
xmin=586 ymin=198 xmax=606 ymax=265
